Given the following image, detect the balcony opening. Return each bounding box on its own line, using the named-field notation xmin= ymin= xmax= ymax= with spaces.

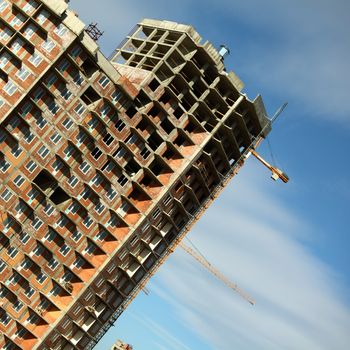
xmin=81 ymin=86 xmax=100 ymax=105
xmin=149 ymin=156 xmax=172 ymax=176
xmin=33 ymin=170 xmax=56 ymax=192
xmin=50 ymin=187 xmax=70 ymax=205
xmin=147 ymin=131 xmax=163 ymax=151
xmin=124 ymin=158 xmax=141 ymax=176
xmin=160 ymin=117 xmax=174 ymax=134
xmin=81 ymin=57 xmax=98 ymax=78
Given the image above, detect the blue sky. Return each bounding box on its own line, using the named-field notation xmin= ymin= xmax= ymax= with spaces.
xmin=70 ymin=1 xmax=350 ymax=349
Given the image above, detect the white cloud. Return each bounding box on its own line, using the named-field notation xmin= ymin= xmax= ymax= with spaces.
xmin=152 ymin=166 xmax=350 ymax=350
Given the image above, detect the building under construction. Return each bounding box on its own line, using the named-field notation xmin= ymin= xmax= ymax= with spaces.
xmin=0 ymin=0 xmax=272 ymax=349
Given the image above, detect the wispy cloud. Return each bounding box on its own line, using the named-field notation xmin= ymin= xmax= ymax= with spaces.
xmin=128 ymin=311 xmax=194 ymax=350
xmin=152 ymin=166 xmax=350 ymax=350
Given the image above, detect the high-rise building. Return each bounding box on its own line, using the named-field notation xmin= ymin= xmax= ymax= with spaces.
xmin=0 ymin=1 xmax=271 ymax=350
xmin=110 ymin=340 xmax=133 ymax=350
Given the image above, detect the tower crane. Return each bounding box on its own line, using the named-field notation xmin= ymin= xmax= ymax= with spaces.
xmin=179 ymin=242 xmax=255 ymax=306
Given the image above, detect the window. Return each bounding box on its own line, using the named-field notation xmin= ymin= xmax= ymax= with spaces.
xmin=58 ymin=58 xmax=70 ymax=72
xmin=59 ymin=243 xmax=71 ymax=256
xmin=60 ymin=87 xmax=72 ymax=101
xmin=164 ymin=194 xmax=172 ymax=205
xmin=107 ymin=215 xmax=118 ymax=228
xmin=106 ymin=188 xmax=117 ymax=200
xmin=23 ymin=0 xmax=38 ymax=14
xmin=33 ymin=87 xmax=44 ymax=101
xmin=13 ymin=300 xmax=23 ymax=312
xmin=50 ymin=132 xmax=62 ymax=144
xmin=38 ymin=145 xmax=49 ymax=159
xmin=42 ymin=38 xmax=55 ymax=52
xmin=118 ymin=174 xmax=128 ymax=186
xmin=1 ymin=188 xmax=12 ymax=201
xmin=126 ymin=133 xmax=138 ymax=145
xmin=57 ymin=215 xmax=68 ymax=228
xmin=36 ymin=272 xmax=47 ymax=284
xmin=20 ymin=101 xmax=32 ymax=115
xmin=32 ymin=217 xmax=43 ymax=230
xmin=24 ymin=286 xmax=35 ymax=298
xmin=11 ymin=145 xmax=22 ymax=158
xmin=0 ymin=130 xmax=6 ymax=143
xmin=36 ymin=9 xmax=49 ymax=24
xmin=19 ymin=232 xmax=30 ymax=244
xmin=25 ymin=160 xmax=37 ymax=173
xmin=21 ymin=258 xmax=33 ymax=270
xmin=61 ymin=271 xmax=73 ymax=283
xmin=72 ymin=256 xmax=84 ymax=269
xmin=0 ymin=159 xmax=10 ymax=172
xmin=9 ymin=273 xmax=20 ymax=285
xmin=46 ymin=73 xmax=57 ymax=87
xmin=47 ymin=258 xmax=58 ymax=270
xmin=68 ymin=201 xmax=79 ymax=214
xmin=8 ymin=116 xmax=20 ymax=129
xmin=152 ymin=207 xmax=161 ymax=219
xmin=11 ymin=38 xmax=25 ymax=53
xmin=0 ymin=51 xmax=11 ymax=68
xmin=15 ymin=328 xmax=27 ymax=338
xmin=10 ymin=13 xmax=26 ymax=28
xmin=48 ymin=101 xmax=59 ymax=115
xmin=35 ymin=114 xmax=47 ymax=129
xmin=117 ymin=201 xmax=130 ymax=216
xmin=84 ymin=242 xmax=96 ymax=255
xmin=71 ymin=230 xmax=82 ymax=242
xmin=104 ymin=161 xmax=115 ymax=173
xmin=79 ymin=161 xmax=91 ymax=174
xmin=34 ymin=238 xmax=47 ymax=253
xmin=91 ymin=147 xmax=102 ymax=160
xmin=112 ymin=90 xmax=123 ymax=104
xmin=7 ymin=247 xmax=18 ymax=259
xmin=13 ymin=174 xmax=25 ymax=187
xmin=54 ymin=24 xmax=68 ymax=37
xmin=15 ymin=201 xmax=26 ymax=216
xmin=98 ymin=76 xmax=110 ymax=88
xmin=44 ymin=203 xmax=54 ymax=216
xmin=3 ymin=216 xmax=13 ymax=231
xmin=96 ymin=229 xmax=107 ymax=241
xmin=44 ymin=229 xmax=56 ymax=242
xmin=94 ymin=202 xmax=105 ymax=215
xmin=26 ymin=313 xmax=39 ymax=325
xmin=0 ymin=286 xmax=9 ymax=298
xmin=0 ymin=0 xmax=9 ymax=13
xmin=0 ymin=26 xmax=13 ymax=41
xmin=3 ymin=80 xmax=18 ymax=96
xmin=24 ymin=23 xmax=37 ymax=39
xmin=91 ymin=173 xmax=102 ymax=186
xmin=73 ymin=72 xmax=83 ymax=85
xmin=103 ymin=133 xmax=114 ymax=146
xmin=28 ymin=187 xmax=39 ymax=201
xmin=68 ymin=175 xmax=78 ymax=188
xmin=87 ymin=117 xmax=98 ymax=129
xmin=0 ymin=259 xmax=6 ymax=273
xmin=29 ymin=52 xmax=43 ymax=67
xmin=83 ymin=216 xmax=93 ymax=228
xmin=115 ymin=119 xmax=126 ymax=132
xmin=52 ymin=158 xmax=63 ymax=172
xmin=81 ymin=187 xmax=91 ymax=200
xmin=0 ymin=313 xmax=11 ymax=326
xmin=48 ymin=284 xmax=61 ymax=297
xmin=24 ymin=131 xmax=34 ymax=144
xmin=70 ymin=45 xmax=82 ymax=58
xmin=62 ymin=117 xmax=73 ymax=130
